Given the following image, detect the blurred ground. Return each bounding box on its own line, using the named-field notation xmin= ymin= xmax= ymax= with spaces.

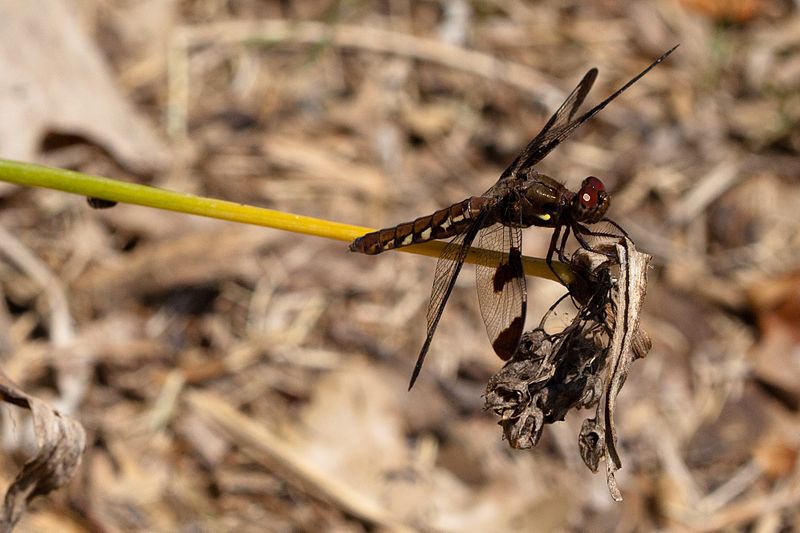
xmin=0 ymin=0 xmax=799 ymax=531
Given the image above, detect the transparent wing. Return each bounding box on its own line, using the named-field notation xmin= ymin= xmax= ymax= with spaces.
xmin=501 ymin=45 xmax=678 ymax=179
xmin=408 ymin=216 xmax=485 ymax=389
xmin=500 ymin=67 xmax=597 ymax=179
xmin=475 ymin=223 xmax=527 ymax=360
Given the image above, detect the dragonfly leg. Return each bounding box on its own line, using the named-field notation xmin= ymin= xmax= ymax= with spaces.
xmin=545 ymin=225 xmax=561 ymax=267
xmin=599 ymin=217 xmax=630 ymax=239
xmin=557 ymin=225 xmax=571 ymax=262
xmin=546 ymin=225 xmax=572 ymax=287
xmin=539 ymin=291 xmax=571 ymax=329
xmin=573 ymin=225 xmax=618 ymax=259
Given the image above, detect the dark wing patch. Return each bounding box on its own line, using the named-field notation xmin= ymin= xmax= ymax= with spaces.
xmin=493 ymin=245 xmax=521 ymax=292
xmin=501 ymin=45 xmax=679 ymax=179
xmin=408 ymin=215 xmax=486 ymax=389
xmin=475 ymin=223 xmax=527 ymax=360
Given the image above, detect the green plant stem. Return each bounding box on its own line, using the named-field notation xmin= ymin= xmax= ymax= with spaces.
xmin=0 ymin=159 xmax=573 ymax=284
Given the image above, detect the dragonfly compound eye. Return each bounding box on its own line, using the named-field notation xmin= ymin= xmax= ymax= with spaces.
xmin=574 ymin=176 xmax=609 ymax=223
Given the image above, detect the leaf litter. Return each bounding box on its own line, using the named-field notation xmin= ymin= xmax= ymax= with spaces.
xmin=0 ymin=0 xmax=799 ymax=531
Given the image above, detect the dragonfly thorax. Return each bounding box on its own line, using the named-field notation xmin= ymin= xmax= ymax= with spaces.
xmin=507 ymin=174 xmax=571 ymax=228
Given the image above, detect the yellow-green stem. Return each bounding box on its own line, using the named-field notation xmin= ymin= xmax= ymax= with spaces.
xmin=0 ymin=159 xmax=573 ymax=284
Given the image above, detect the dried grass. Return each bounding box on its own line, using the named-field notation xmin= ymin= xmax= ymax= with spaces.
xmin=1 ymin=0 xmax=799 ymax=531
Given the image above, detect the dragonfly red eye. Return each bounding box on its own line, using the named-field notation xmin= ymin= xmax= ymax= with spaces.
xmin=579 ymin=176 xmax=605 ymax=207
xmin=574 ymin=176 xmax=609 ymax=223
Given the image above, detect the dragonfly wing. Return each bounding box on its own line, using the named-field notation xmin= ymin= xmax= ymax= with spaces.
xmin=502 ymin=45 xmax=678 ymax=177
xmin=500 ymin=67 xmax=597 ymax=179
xmin=475 ymin=223 xmax=527 ymax=360
xmin=409 ymin=215 xmax=486 ymax=389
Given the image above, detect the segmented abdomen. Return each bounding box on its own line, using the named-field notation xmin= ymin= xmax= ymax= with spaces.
xmin=350 ymin=197 xmax=486 ymax=255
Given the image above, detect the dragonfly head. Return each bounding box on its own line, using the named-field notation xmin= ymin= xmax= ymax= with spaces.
xmin=572 ymin=176 xmax=609 ymax=223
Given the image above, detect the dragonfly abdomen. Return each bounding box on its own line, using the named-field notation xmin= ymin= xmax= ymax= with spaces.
xmin=350 ymin=197 xmax=486 ymax=255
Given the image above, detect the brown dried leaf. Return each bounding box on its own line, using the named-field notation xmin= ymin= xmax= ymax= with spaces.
xmin=0 ymin=370 xmax=86 ymax=531
xmin=486 ymin=235 xmax=651 ymax=502
xmin=578 ymin=418 xmax=604 ymax=473
xmin=603 ymin=237 xmax=651 ymax=501
xmin=0 ymin=0 xmax=168 ymax=174
xmin=747 ymin=272 xmax=800 ymax=407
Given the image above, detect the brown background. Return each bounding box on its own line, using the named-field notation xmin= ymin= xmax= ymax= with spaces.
xmin=0 ymin=0 xmax=799 ymax=531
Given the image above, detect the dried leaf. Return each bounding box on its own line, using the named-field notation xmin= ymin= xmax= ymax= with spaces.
xmin=578 ymin=418 xmax=604 ymax=473
xmin=602 ymin=237 xmax=651 ymax=501
xmin=486 ymin=235 xmax=651 ymax=502
xmin=0 ymin=0 xmax=168 ymax=174
xmin=747 ymin=272 xmax=800 ymax=407
xmin=0 ymin=369 xmax=86 ymax=531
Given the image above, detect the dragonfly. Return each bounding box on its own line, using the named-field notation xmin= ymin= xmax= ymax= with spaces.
xmin=350 ymin=46 xmax=677 ymax=389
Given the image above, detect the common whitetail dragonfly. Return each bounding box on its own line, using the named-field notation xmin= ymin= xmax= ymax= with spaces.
xmin=351 ymin=46 xmax=677 ymax=389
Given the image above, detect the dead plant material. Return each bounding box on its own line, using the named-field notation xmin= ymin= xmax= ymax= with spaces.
xmin=485 ymin=236 xmax=651 ymax=501
xmin=0 ymin=369 xmax=85 ymax=531
xmin=5 ymin=1 xmax=800 ymax=528
xmin=0 ymin=0 xmax=168 ymax=173
xmin=185 ymin=390 xmax=413 ymax=533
